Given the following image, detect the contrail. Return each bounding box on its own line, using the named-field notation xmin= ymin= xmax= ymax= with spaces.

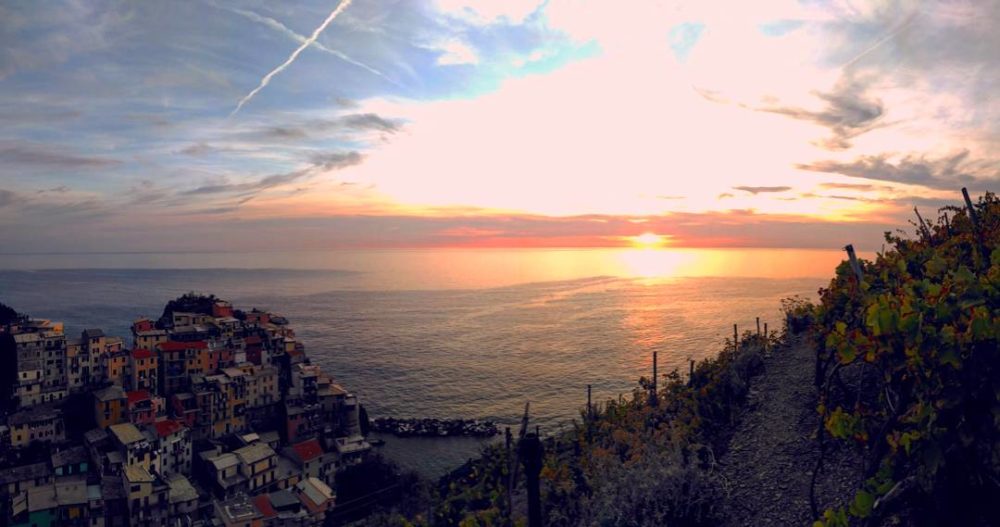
xmin=231 ymin=0 xmax=354 ymax=117
xmin=841 ymin=11 xmax=917 ymax=71
xmin=221 ymin=4 xmax=397 ymax=86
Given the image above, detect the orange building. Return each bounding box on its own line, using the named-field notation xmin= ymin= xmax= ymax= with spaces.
xmin=94 ymin=385 xmax=127 ymax=429
xmin=129 ymin=348 xmax=159 ymax=394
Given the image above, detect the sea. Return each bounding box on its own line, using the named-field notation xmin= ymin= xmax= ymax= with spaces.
xmin=0 ymin=248 xmax=851 ymax=478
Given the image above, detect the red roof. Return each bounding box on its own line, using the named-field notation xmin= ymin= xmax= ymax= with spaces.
xmin=252 ymin=495 xmax=277 ymax=518
xmin=131 ymin=348 xmax=154 ymax=360
xmin=126 ymin=390 xmax=151 ymax=405
xmin=158 ymin=340 xmax=207 ymax=352
xmin=153 ymin=419 xmax=184 ymax=438
xmin=291 ymin=439 xmax=323 ymax=463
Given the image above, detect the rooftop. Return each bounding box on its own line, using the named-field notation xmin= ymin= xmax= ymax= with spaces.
xmin=84 ymin=427 xmax=109 ymax=445
xmin=109 ymin=422 xmax=145 ymax=445
xmin=82 ymin=328 xmax=105 ymax=339
xmin=26 ymin=484 xmax=57 ymax=512
xmin=123 ymin=464 xmax=154 ymax=484
xmin=166 ymin=473 xmax=199 ymax=504
xmin=209 ymin=453 xmax=240 ymax=471
xmin=216 ymin=495 xmax=262 ymax=523
xmin=51 ymin=446 xmax=89 ymax=467
xmin=234 ymin=442 xmax=276 ymax=465
xmin=289 ymin=439 xmax=323 ymax=464
xmin=94 ymin=385 xmax=126 ymax=402
xmin=269 ymin=488 xmax=300 ymax=510
xmin=296 ymin=477 xmax=333 ymax=512
xmin=153 ymin=419 xmax=185 ymax=438
xmin=126 ymin=389 xmax=151 ymax=405
xmin=101 ymin=476 xmax=126 ymax=500
xmin=158 ymin=340 xmax=207 ymax=351
xmin=252 ymin=494 xmax=278 ymax=518
xmin=131 ymin=348 xmax=154 ymax=360
xmin=9 ymin=405 xmax=60 ymax=426
xmin=0 ymin=461 xmax=51 ymax=485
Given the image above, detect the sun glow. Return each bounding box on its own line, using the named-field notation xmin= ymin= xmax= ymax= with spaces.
xmin=631 ymin=232 xmax=667 ymax=248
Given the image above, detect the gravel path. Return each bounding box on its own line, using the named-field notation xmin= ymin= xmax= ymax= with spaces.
xmin=719 ymin=333 xmax=863 ymax=526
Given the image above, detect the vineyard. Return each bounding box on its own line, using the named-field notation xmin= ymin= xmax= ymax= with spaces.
xmin=812 ymin=191 xmax=999 ymax=526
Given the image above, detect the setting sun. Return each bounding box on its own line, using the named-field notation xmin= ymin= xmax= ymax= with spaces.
xmin=631 ymin=232 xmax=668 ymax=248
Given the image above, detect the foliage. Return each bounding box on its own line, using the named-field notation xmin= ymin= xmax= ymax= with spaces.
xmin=0 ymin=301 xmax=23 ymax=326
xmin=430 ymin=329 xmax=778 ymax=526
xmin=811 ymin=192 xmax=1000 ymax=526
xmin=156 ymin=292 xmax=218 ymax=328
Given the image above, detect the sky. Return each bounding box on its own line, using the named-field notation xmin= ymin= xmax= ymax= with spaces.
xmin=0 ymin=0 xmax=997 ymax=253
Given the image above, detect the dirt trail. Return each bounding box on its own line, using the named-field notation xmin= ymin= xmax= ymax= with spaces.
xmin=719 ymin=334 xmax=862 ymax=526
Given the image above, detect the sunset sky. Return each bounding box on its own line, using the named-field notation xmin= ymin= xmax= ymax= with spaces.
xmin=0 ymin=0 xmax=997 ymax=252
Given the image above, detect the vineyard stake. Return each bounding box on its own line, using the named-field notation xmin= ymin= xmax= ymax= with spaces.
xmin=914 ymin=207 xmax=931 ymax=241
xmin=733 ymin=324 xmax=738 ymax=351
xmin=845 ymin=244 xmax=864 ymax=283
xmin=962 ymin=187 xmax=979 ymax=231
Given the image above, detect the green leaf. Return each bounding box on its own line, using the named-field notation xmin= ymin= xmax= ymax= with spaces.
xmin=849 ymin=490 xmax=875 ymax=518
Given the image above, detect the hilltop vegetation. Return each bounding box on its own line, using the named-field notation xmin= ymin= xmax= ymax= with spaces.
xmin=811 ymin=192 xmax=1000 ymax=527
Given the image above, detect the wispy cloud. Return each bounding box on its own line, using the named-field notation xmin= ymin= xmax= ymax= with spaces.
xmin=0 ymin=141 xmax=119 ymax=168
xmin=733 ymin=186 xmax=792 ymax=195
xmin=231 ymin=0 xmax=355 ymax=116
xmin=798 ymin=151 xmax=998 ymax=191
xmin=758 ymin=81 xmax=885 ymax=150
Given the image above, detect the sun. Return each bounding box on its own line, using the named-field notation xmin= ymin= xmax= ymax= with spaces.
xmin=630 ymin=232 xmax=667 ymax=248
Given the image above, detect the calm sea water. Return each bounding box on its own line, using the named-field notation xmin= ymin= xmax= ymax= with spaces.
xmin=0 ymin=248 xmax=847 ymax=476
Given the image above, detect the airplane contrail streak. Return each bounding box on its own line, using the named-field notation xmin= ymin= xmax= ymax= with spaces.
xmin=231 ymin=0 xmax=354 ymax=117
xmin=222 ymin=4 xmax=396 ymax=85
xmin=841 ymin=11 xmax=917 ymax=71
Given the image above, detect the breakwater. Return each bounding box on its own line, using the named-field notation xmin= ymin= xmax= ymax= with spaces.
xmin=371 ymin=417 xmax=500 ymax=437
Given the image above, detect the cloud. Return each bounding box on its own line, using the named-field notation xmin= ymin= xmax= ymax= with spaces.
xmin=0 ymin=141 xmax=119 ymax=168
xmin=797 ymin=150 xmax=998 ymax=191
xmin=819 ymin=182 xmax=884 ymax=191
xmin=758 ymin=81 xmax=885 ymax=150
xmin=431 ymin=38 xmax=479 ymax=66
xmin=310 ymin=151 xmax=364 ymax=170
xmin=733 ymin=186 xmax=792 ymax=195
xmin=0 ymin=189 xmax=17 ymax=207
xmin=341 ymin=113 xmax=400 ymax=133
xmin=179 ymin=142 xmax=218 ymax=156
xmin=183 ymin=150 xmax=362 ymax=198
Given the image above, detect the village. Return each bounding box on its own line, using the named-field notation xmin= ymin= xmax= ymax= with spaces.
xmin=0 ymin=294 xmax=372 ymax=526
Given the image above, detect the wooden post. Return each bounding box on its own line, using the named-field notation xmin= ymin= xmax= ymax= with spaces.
xmin=756 ymin=317 xmax=761 ymax=337
xmin=733 ymin=324 xmax=738 ymax=351
xmin=763 ymin=322 xmax=768 ymax=351
xmin=845 ymin=244 xmax=863 ymax=283
xmin=519 ymin=434 xmax=545 ymax=527
xmin=962 ymin=187 xmax=979 ymax=231
xmin=650 ymin=351 xmax=658 ymax=406
xmin=587 ymin=384 xmax=592 ymax=420
xmin=914 ymin=207 xmax=931 ymax=240
xmin=505 ymin=427 xmax=513 ymax=521
xmin=688 ymin=359 xmax=695 ymax=386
